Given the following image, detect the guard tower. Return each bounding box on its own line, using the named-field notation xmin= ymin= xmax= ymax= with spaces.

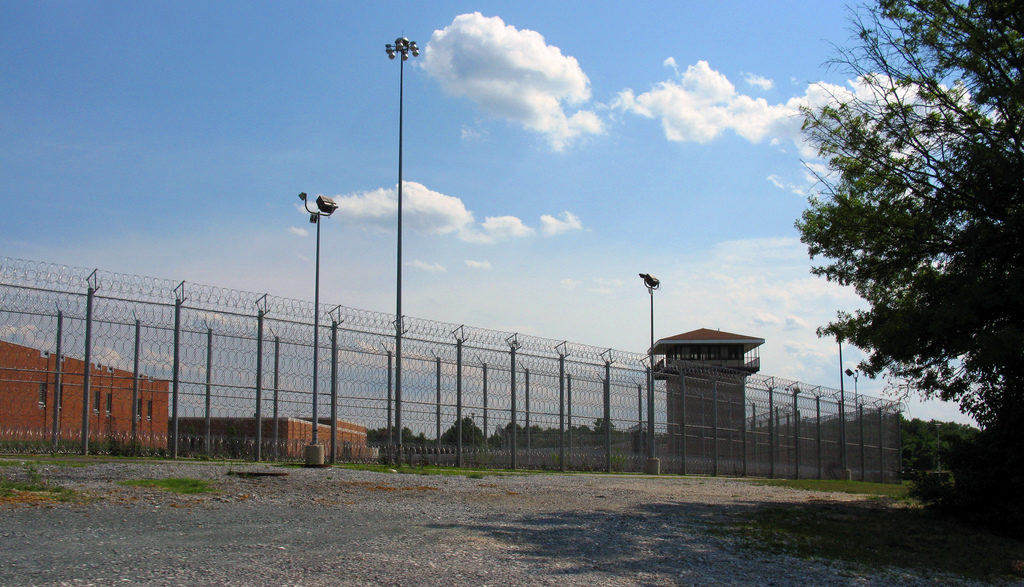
xmin=651 ymin=328 xmax=764 ymax=474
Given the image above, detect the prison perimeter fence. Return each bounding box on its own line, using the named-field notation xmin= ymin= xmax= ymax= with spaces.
xmin=0 ymin=257 xmax=902 ymax=481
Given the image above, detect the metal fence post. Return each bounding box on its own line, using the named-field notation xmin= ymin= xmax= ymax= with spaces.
xmin=524 ymin=367 xmax=530 ymax=466
xmin=81 ymin=270 xmax=98 ymax=455
xmin=330 ymin=307 xmax=341 ymax=464
xmin=680 ymin=374 xmax=687 ymax=475
xmin=556 ymin=342 xmax=567 ymax=472
xmin=385 ymin=348 xmax=393 ymax=452
xmin=878 ymin=406 xmax=885 ymax=483
xmin=481 ymin=361 xmax=488 ymax=450
xmin=741 ymin=390 xmax=747 ymax=478
xmin=602 ymin=349 xmax=612 ymax=473
xmin=815 ymin=395 xmax=822 ymax=480
xmin=859 ymin=403 xmax=866 ymax=481
xmin=273 ymin=335 xmax=280 ymax=460
xmin=255 ymin=295 xmax=267 ymax=462
xmin=51 ymin=310 xmax=64 ymax=454
xmin=768 ymin=387 xmax=775 ymax=478
xmin=750 ymin=402 xmax=757 ymax=475
xmin=507 ymin=334 xmax=520 ymax=470
xmin=171 ymin=281 xmax=185 ymax=459
xmin=453 ymin=327 xmax=464 ymax=468
xmin=712 ymin=378 xmax=719 ymax=477
xmin=130 ymin=318 xmax=141 ymax=451
xmin=205 ymin=327 xmax=213 ymax=457
xmin=435 ymin=354 xmax=441 ymax=465
xmin=792 ymin=387 xmax=800 ymax=480
xmin=567 ymin=371 xmax=573 ymax=457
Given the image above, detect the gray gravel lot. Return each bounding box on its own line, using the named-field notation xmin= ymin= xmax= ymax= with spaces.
xmin=0 ymin=460 xmax=995 ymax=586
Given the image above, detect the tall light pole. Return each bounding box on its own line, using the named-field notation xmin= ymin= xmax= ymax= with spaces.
xmin=386 ymin=36 xmax=418 ymax=460
xmin=639 ymin=273 xmax=660 ymax=475
xmin=838 ymin=340 xmax=850 ymax=479
xmin=299 ymin=191 xmax=338 ymax=466
xmin=844 ymin=368 xmax=859 ymax=406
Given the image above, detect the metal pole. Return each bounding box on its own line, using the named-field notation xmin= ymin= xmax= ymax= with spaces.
xmin=386 ymin=349 xmax=393 ymax=452
xmin=741 ymin=392 xmax=747 ymax=477
xmin=859 ymin=403 xmax=866 ymax=481
xmin=256 ymin=306 xmax=264 ymax=462
xmin=712 ymin=379 xmax=719 ymax=477
xmin=481 ymin=362 xmax=488 ymax=451
xmin=510 ymin=342 xmax=517 ymax=471
xmin=456 ymin=337 xmax=463 ymax=467
xmin=558 ymin=350 xmax=566 ymax=472
xmin=330 ymin=317 xmax=339 ymax=464
xmin=394 ymin=48 xmax=406 ymax=464
xmin=51 ymin=311 xmax=63 ymax=454
xmin=768 ymin=387 xmax=775 ymax=478
xmin=81 ymin=273 xmax=96 ymax=455
xmin=816 ymin=395 xmax=822 ymax=480
xmin=793 ymin=389 xmax=800 ymax=480
xmin=205 ymin=327 xmax=213 ymax=457
xmin=604 ymin=357 xmax=612 ymax=473
xmin=130 ymin=319 xmax=140 ymax=451
xmin=435 ymin=356 xmax=441 ymax=465
xmin=312 ymin=218 xmax=321 ymax=447
xmin=750 ymin=402 xmax=757 ymax=475
xmin=171 ymin=281 xmax=184 ymax=459
xmin=647 ymin=288 xmax=657 ymax=468
xmin=273 ymin=335 xmax=280 ymax=460
xmin=525 ymin=367 xmax=531 ymax=466
xmin=878 ymin=407 xmax=884 ymax=483
xmin=567 ymin=372 xmax=573 ymax=457
xmin=839 ymin=341 xmax=848 ymax=475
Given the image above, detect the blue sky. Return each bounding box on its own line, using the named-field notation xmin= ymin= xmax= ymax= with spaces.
xmin=0 ymin=1 xmax=972 ymax=425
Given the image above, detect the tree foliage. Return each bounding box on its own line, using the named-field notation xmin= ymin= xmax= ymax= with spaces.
xmin=798 ymin=0 xmax=1024 ymax=429
xmin=799 ymin=0 xmax=1024 ymax=533
xmin=900 ymin=415 xmax=978 ymax=472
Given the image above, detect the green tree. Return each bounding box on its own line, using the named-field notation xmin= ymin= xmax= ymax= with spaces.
xmin=439 ymin=417 xmax=485 ymax=446
xmin=799 ymin=0 xmax=1024 ymax=532
xmin=900 ymin=416 xmax=979 ymax=473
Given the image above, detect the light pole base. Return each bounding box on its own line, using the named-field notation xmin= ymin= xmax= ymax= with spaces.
xmin=304 ymin=444 xmax=325 ymax=467
xmin=840 ymin=468 xmax=852 ymax=481
xmin=644 ymin=457 xmax=661 ymax=475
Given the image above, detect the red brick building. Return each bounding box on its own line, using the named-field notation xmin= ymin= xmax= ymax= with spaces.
xmin=0 ymin=340 xmax=169 ymax=448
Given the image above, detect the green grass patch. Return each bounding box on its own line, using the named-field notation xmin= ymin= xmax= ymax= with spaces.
xmin=336 ymin=463 xmax=523 ymax=478
xmin=119 ymin=477 xmax=218 ymax=494
xmin=725 ymin=502 xmax=1024 ymax=581
xmin=748 ymin=478 xmax=911 ymax=500
xmin=0 ymin=464 xmax=79 ymax=503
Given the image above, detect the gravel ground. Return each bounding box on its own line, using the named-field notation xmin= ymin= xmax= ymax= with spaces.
xmin=0 ymin=459 xmax=1003 ymax=586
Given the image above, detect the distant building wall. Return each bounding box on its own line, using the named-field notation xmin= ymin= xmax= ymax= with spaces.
xmin=177 ymin=416 xmax=371 ymax=460
xmin=0 ymin=340 xmax=169 ymax=447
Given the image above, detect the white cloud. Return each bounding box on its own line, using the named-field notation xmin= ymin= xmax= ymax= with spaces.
xmin=330 ymin=181 xmax=584 ymax=244
xmin=465 ymin=259 xmax=492 ymax=270
xmin=422 ymin=12 xmax=604 ymax=150
xmin=332 ymin=181 xmax=475 ymax=236
xmin=481 ymin=215 xmax=534 ymax=239
xmin=613 ymin=59 xmax=806 ymax=146
xmin=743 ymin=72 xmax=774 ymax=91
xmin=410 ymin=260 xmax=446 ymax=273
xmin=560 ymin=278 xmax=581 ymax=289
xmin=288 ymin=226 xmax=309 ymax=237
xmin=540 ymin=211 xmax=583 ymax=236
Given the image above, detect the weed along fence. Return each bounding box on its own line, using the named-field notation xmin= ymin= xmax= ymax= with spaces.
xmin=0 ymin=257 xmax=902 ymax=481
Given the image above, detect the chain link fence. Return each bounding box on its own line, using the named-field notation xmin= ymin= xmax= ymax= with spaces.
xmin=0 ymin=257 xmax=901 ymax=481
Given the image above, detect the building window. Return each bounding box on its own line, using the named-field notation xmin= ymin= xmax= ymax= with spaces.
xmin=94 ymin=390 xmax=100 ymax=414
xmin=137 ymin=398 xmax=143 ymax=421
xmin=38 ymin=382 xmax=47 ymax=407
xmin=105 ymin=393 xmax=112 ymax=415
xmin=147 ymin=400 xmax=152 ymax=422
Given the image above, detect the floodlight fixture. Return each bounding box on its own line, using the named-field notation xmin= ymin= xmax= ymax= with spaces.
xmin=315 ymin=194 xmax=338 ymax=215
xmin=639 ymin=273 xmax=660 ymax=291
